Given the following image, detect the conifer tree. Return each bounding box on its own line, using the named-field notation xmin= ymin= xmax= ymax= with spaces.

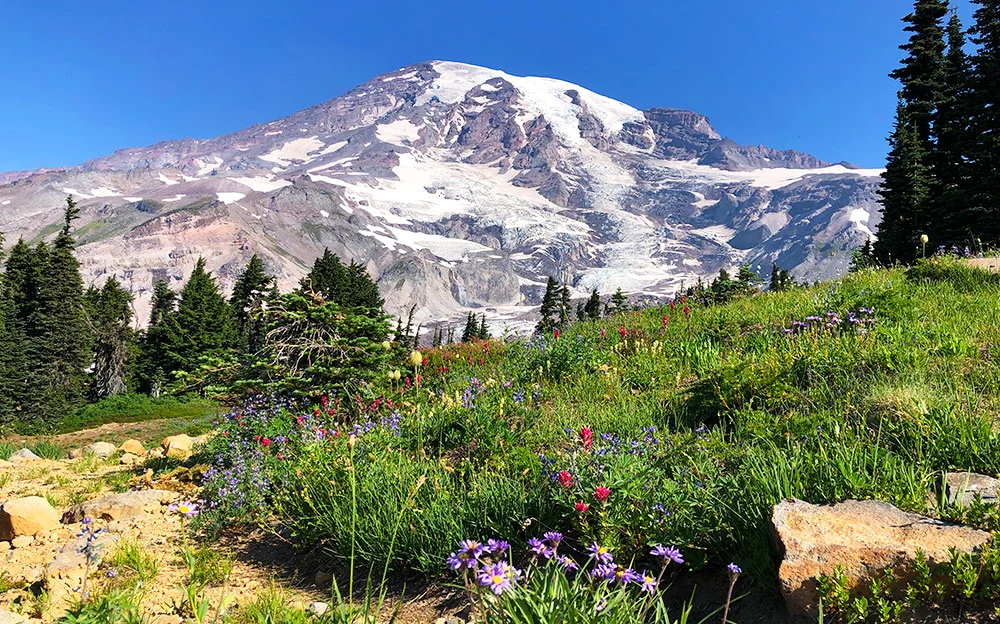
xmin=163 ymin=258 xmax=238 ymax=377
xmin=584 ymin=288 xmax=602 ymax=320
xmin=477 ymin=315 xmax=489 ymax=340
xmin=536 ymin=277 xmax=560 ymax=334
xmin=86 ymin=277 xmax=134 ymax=399
xmin=611 ymin=288 xmax=628 ymax=313
xmin=301 ymin=249 xmax=346 ymax=301
xmin=28 ymin=197 xmax=92 ymax=424
xmin=432 ymin=326 xmax=442 ymax=348
xmin=891 ymin=0 xmax=950 ymax=149
xmin=875 ymin=101 xmax=932 ymax=264
xmin=576 ymin=302 xmax=586 ymax=321
xmin=968 ymin=0 xmax=1000 ymax=243
xmin=229 ymin=254 xmax=275 ymax=356
xmin=462 ymin=312 xmax=478 ymax=342
xmin=558 ymin=285 xmax=572 ymax=329
xmin=137 ymin=280 xmax=177 ymax=397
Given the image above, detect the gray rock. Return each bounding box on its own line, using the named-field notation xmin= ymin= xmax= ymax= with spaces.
xmin=62 ymin=490 xmax=176 ymax=523
xmin=86 ymin=442 xmax=117 ymax=458
xmin=943 ymin=471 xmax=999 ymax=507
xmin=7 ymin=449 xmax=40 ymax=462
xmin=307 ymin=602 xmax=329 ymax=617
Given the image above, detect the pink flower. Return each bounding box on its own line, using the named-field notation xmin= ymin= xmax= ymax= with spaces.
xmin=594 ymin=486 xmax=611 ymax=503
xmin=574 ymin=502 xmax=590 ymax=513
xmin=262 ymin=437 xmax=272 ymax=447
xmin=580 ymin=426 xmax=594 ymax=452
xmin=619 ymin=326 xmax=627 ymax=338
xmin=600 ymin=329 xmax=606 ymax=339
xmin=662 ymin=316 xmax=669 ymax=328
xmin=554 ymin=329 xmax=560 ymax=339
xmin=683 ymin=305 xmax=691 ymax=319
xmin=557 ymin=471 xmax=573 ymax=488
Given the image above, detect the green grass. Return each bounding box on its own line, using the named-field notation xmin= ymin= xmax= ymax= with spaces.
xmin=203 ymin=256 xmax=1000 ymax=589
xmin=58 ymin=393 xmax=219 ymax=434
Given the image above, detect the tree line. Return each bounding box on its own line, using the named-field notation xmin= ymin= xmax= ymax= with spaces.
xmin=876 ymin=0 xmax=1000 ymax=264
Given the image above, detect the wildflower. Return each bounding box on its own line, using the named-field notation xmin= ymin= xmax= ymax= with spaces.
xmin=619 ymin=326 xmax=627 ymax=338
xmin=557 ymin=556 xmax=579 ymax=571
xmin=594 ymin=486 xmax=611 ymax=503
xmin=381 ymin=341 xmax=392 ymax=351
xmin=586 ymin=542 xmax=614 ymax=564
xmin=527 ymin=537 xmax=547 ymax=556
xmin=458 ymin=539 xmax=487 ymax=560
xmin=168 ymin=501 xmax=200 ymax=517
xmin=590 ymin=563 xmax=616 ymax=582
xmin=662 ymin=315 xmax=669 ymax=328
xmin=479 ymin=562 xmax=518 ymax=595
xmin=579 ymin=426 xmax=594 ymax=451
xmin=262 ymin=437 xmax=271 ymax=447
xmin=727 ymin=562 xmax=742 ymax=577
xmin=683 ymin=305 xmax=691 ymax=319
xmin=650 ymin=544 xmax=684 ymax=564
xmin=641 ymin=570 xmax=657 ymax=594
xmin=557 ymin=470 xmax=573 ymax=488
xmin=574 ymin=502 xmax=590 ymax=513
xmin=600 ymin=329 xmax=606 ymax=339
xmin=613 ymin=566 xmax=642 ymax=585
xmin=410 ymin=350 xmax=423 ymax=367
xmin=487 ymin=538 xmax=510 ymax=554
xmin=544 ymin=531 xmax=563 ymax=546
xmin=553 ymin=329 xmax=560 ymax=339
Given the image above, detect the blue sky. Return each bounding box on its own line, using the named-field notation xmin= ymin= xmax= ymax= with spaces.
xmin=0 ymin=0 xmax=974 ymax=171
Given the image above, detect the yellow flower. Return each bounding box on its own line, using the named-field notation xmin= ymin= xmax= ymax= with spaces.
xmin=381 ymin=341 xmax=392 ymax=351
xmin=410 ymin=350 xmax=423 ymax=367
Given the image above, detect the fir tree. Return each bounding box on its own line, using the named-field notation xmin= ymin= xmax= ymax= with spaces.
xmin=875 ymin=101 xmax=932 ymax=265
xmin=477 ymin=315 xmax=489 ymax=340
xmin=891 ymin=0 xmax=950 ymax=148
xmin=968 ymin=0 xmax=1000 ymax=244
xmin=162 ymin=258 xmax=238 ymax=377
xmin=229 ymin=254 xmax=275 ymax=356
xmin=462 ymin=312 xmax=478 ymax=342
xmin=301 ymin=249 xmax=346 ymax=301
xmin=711 ymin=268 xmax=735 ymax=303
xmin=734 ymin=263 xmax=761 ymax=296
xmin=137 ymin=280 xmax=177 ymax=397
xmin=584 ymin=288 xmax=602 ymax=320
xmin=849 ymin=240 xmax=876 ymax=273
xmin=611 ymin=288 xmax=628 ymax=313
xmin=558 ymin=285 xmax=572 ymax=329
xmin=432 ymin=327 xmax=442 ymax=348
xmin=768 ymin=263 xmax=794 ymax=292
xmin=86 ymin=277 xmax=134 ymax=399
xmin=536 ymin=277 xmax=560 ymax=334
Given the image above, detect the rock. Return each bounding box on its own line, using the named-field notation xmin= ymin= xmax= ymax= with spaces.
xmin=771 ymin=499 xmax=991 ymax=617
xmin=314 ymin=570 xmax=333 ymax=587
xmin=307 ymin=602 xmax=329 ymax=617
xmin=0 ymin=459 xmax=8 ymax=468
xmin=86 ymin=442 xmax=117 ymax=458
xmin=0 ymin=610 xmax=28 ymax=624
xmin=0 ymin=497 xmax=60 ymax=540
xmin=7 ymin=449 xmax=40 ymax=462
xmin=119 ymin=439 xmax=145 ymax=456
xmin=46 ymin=529 xmax=121 ymax=609
xmin=119 ymin=453 xmax=139 ymax=465
xmin=67 ymin=448 xmax=86 ymax=460
xmin=62 ymin=490 xmax=177 ymax=523
xmin=436 ymin=618 xmax=464 ymax=624
xmin=10 ymin=535 xmax=33 ymax=549
xmin=161 ymin=434 xmax=192 ymax=453
xmin=147 ymin=448 xmax=164 ymax=459
xmin=943 ymin=472 xmax=999 ymax=507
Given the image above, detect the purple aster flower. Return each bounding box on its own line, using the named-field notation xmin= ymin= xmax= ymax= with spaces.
xmin=478 ymin=562 xmax=519 ymax=595
xmin=590 ymin=563 xmax=616 ymax=582
xmin=458 ymin=539 xmax=487 ymax=559
xmin=612 ymin=566 xmax=642 ymax=585
xmin=650 ymin=544 xmax=684 ymax=564
xmin=527 ymin=537 xmax=547 ymax=556
xmin=487 ymin=538 xmax=510 ymax=554
xmin=544 ymin=531 xmax=563 ymax=546
xmin=727 ymin=562 xmax=742 ymax=576
xmin=557 ymin=556 xmax=579 ymax=571
xmin=641 ymin=570 xmax=656 ymax=594
xmin=586 ymin=542 xmax=614 ymax=564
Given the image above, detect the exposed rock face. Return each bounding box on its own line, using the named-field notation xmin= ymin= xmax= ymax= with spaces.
xmin=0 ymin=61 xmax=883 ymax=331
xmin=771 ymin=499 xmax=991 ymax=617
xmin=86 ymin=441 xmax=117 ymax=458
xmin=62 ymin=490 xmax=177 ymax=523
xmin=0 ymin=496 xmax=61 ymax=541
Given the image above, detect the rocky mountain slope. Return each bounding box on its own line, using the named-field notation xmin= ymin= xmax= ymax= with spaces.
xmin=0 ymin=61 xmax=883 ymax=328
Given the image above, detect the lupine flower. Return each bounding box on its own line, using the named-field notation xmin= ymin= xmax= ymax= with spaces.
xmin=650 ymin=544 xmax=684 ymax=564
xmin=641 ymin=570 xmax=657 ymax=594
xmin=586 ymin=542 xmax=614 ymax=564
xmin=594 ymin=486 xmax=611 ymax=503
xmin=557 ymin=470 xmax=573 ymax=488
xmin=479 ymin=562 xmax=517 ymax=595
xmin=574 ymin=502 xmax=590 ymax=513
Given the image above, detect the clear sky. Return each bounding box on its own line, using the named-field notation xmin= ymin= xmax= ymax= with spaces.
xmin=0 ymin=0 xmax=975 ymax=172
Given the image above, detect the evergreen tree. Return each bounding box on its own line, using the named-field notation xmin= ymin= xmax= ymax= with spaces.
xmin=584 ymin=288 xmax=602 ymax=320
xmin=343 ymin=260 xmax=384 ymax=310
xmin=462 ymin=312 xmax=478 ymax=342
xmin=610 ymin=288 xmax=628 ymax=313
xmin=137 ymin=280 xmax=177 ymax=397
xmin=162 ymin=258 xmax=238 ymax=377
xmin=536 ymin=277 xmax=560 ymax=334
xmin=710 ymin=268 xmax=735 ymax=303
xmin=477 ymin=315 xmax=489 ymax=340
xmin=558 ymin=285 xmax=572 ymax=329
xmin=875 ymin=101 xmax=932 ymax=265
xmin=849 ymin=240 xmax=877 ymax=273
xmin=768 ymin=263 xmax=794 ymax=292
xmin=734 ymin=263 xmax=761 ymax=296
xmin=27 ymin=197 xmax=92 ymax=425
xmin=891 ymin=0 xmax=950 ymax=148
xmin=229 ymin=254 xmax=275 ymax=356
xmin=968 ymin=0 xmax=1000 ymax=244
xmin=432 ymin=326 xmax=442 ymax=348
xmin=301 ymin=249 xmax=346 ymax=301
xmin=86 ymin=277 xmax=134 ymax=399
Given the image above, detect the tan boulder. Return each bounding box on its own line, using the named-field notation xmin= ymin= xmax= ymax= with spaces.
xmin=771 ymin=499 xmax=991 ymax=617
xmin=62 ymin=490 xmax=177 ymax=523
xmin=161 ymin=434 xmax=193 ymax=459
xmin=86 ymin=441 xmax=117 ymax=458
xmin=119 ymin=439 xmax=146 ymax=456
xmin=0 ymin=496 xmax=61 ymax=541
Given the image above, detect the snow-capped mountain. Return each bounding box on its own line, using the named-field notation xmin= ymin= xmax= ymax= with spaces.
xmin=0 ymin=61 xmax=883 ymax=328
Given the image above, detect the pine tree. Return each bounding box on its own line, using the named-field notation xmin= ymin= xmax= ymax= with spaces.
xmin=27 ymin=197 xmax=92 ymax=425
xmin=584 ymin=288 xmax=602 ymax=320
xmin=163 ymin=258 xmax=238 ymax=377
xmin=536 ymin=277 xmax=560 ymax=334
xmin=0 ymin=232 xmax=23 ymax=425
xmin=432 ymin=326 xmax=442 ymax=347
xmin=558 ymin=285 xmax=572 ymax=329
xmin=734 ymin=263 xmax=760 ymax=296
xmin=875 ymin=101 xmax=932 ymax=265
xmin=137 ymin=280 xmax=178 ymax=397
xmin=849 ymin=240 xmax=876 ymax=273
xmin=968 ymin=0 xmax=1000 ymax=244
xmin=1 ymin=238 xmax=41 ymax=418
xmin=86 ymin=277 xmax=134 ymax=399
xmin=343 ymin=260 xmax=384 ymax=310
xmin=711 ymin=268 xmax=735 ymax=303
xmin=462 ymin=312 xmax=478 ymax=342
xmin=891 ymin=0 xmax=950 ymax=149
xmin=229 ymin=254 xmax=275 ymax=356
xmin=302 ymin=249 xmax=346 ymax=301
xmin=611 ymin=288 xmax=628 ymax=313
xmin=477 ymin=315 xmax=489 ymax=340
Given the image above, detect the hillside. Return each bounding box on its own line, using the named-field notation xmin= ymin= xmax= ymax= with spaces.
xmin=0 ymin=61 xmax=882 ymax=326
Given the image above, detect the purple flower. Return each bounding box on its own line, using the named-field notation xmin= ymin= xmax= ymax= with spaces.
xmin=543 ymin=531 xmax=563 ymax=546
xmin=557 ymin=556 xmax=579 ymax=571
xmin=727 ymin=562 xmax=742 ymax=576
xmin=611 ymin=566 xmax=642 ymax=585
xmin=641 ymin=571 xmax=656 ymax=594
xmin=527 ymin=537 xmax=547 ymax=556
xmin=586 ymin=542 xmax=614 ymax=564
xmin=458 ymin=539 xmax=487 ymax=559
xmin=590 ymin=563 xmax=616 ymax=581
xmin=487 ymin=539 xmax=510 ymax=554
xmin=650 ymin=544 xmax=684 ymax=564
xmin=478 ymin=562 xmax=520 ymax=595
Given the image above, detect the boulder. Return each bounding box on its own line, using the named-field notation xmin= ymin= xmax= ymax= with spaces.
xmin=10 ymin=535 xmax=33 ymax=549
xmin=161 ymin=434 xmax=193 ymax=459
xmin=943 ymin=472 xmax=999 ymax=507
xmin=119 ymin=439 xmax=146 ymax=456
xmin=771 ymin=499 xmax=991 ymax=617
xmin=0 ymin=496 xmax=60 ymax=540
xmin=7 ymin=449 xmax=40 ymax=462
xmin=62 ymin=490 xmax=177 ymax=523
xmin=86 ymin=441 xmax=117 ymax=458
xmin=0 ymin=610 xmax=28 ymax=624
xmin=46 ymin=527 xmax=120 ymax=611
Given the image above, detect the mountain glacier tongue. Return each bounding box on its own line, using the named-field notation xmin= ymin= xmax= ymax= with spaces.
xmin=0 ymin=60 xmax=883 ymax=330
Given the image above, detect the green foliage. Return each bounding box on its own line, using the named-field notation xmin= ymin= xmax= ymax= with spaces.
xmin=59 ymin=394 xmax=216 ymax=433
xmin=164 ymin=257 xmax=239 ymax=376
xmin=85 ymin=277 xmax=135 ymax=399
xmin=229 ymin=253 xmax=276 ymax=356
xmin=301 ymin=248 xmax=384 ymax=311
xmin=537 ymin=277 xmax=561 ymax=334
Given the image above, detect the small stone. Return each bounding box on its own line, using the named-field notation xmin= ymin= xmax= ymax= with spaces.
xmin=119 ymin=453 xmax=139 ymax=465
xmin=161 ymin=434 xmax=193 ymax=453
xmin=0 ymin=496 xmax=60 ymax=540
xmin=436 ymin=618 xmax=464 ymax=624
xmin=0 ymin=609 xmax=28 ymax=624
xmin=7 ymin=449 xmax=40 ymax=462
xmin=119 ymin=439 xmax=146 ymax=455
xmin=10 ymin=535 xmax=33 ymax=549
xmin=307 ymin=602 xmax=329 ymax=617
xmin=314 ymin=570 xmax=333 ymax=587
xmin=86 ymin=442 xmax=117 ymax=458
